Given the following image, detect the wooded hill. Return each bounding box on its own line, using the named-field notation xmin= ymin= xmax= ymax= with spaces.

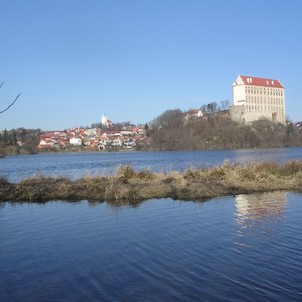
xmin=147 ymin=109 xmax=302 ymax=150
xmin=0 ymin=128 xmax=41 ymax=157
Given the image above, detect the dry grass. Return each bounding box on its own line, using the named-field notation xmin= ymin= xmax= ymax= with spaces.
xmin=2 ymin=160 xmax=302 ymax=204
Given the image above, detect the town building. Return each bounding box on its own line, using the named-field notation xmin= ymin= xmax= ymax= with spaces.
xmin=184 ymin=108 xmax=203 ymax=124
xmin=230 ymin=75 xmax=286 ymax=124
xmin=101 ymin=114 xmax=113 ymax=127
xmin=36 ymin=124 xmax=149 ymax=151
xmin=69 ymin=137 xmax=82 ymax=146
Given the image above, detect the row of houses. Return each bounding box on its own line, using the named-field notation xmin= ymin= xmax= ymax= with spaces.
xmin=37 ymin=125 xmax=148 ymax=151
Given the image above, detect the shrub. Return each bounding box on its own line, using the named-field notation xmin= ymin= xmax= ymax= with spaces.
xmin=283 ymin=160 xmax=302 ymax=175
xmin=116 ymin=165 xmax=136 ymax=179
xmin=137 ymin=168 xmax=154 ymax=180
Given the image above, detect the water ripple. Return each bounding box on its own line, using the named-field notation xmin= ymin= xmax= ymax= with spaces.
xmin=1 ymin=193 xmax=302 ymax=301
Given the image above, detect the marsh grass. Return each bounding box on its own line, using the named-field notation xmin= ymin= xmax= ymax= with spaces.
xmin=2 ymin=160 xmax=302 ymax=203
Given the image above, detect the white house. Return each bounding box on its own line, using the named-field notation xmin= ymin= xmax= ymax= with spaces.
xmin=69 ymin=137 xmax=82 ymax=146
xmin=184 ymin=109 xmax=203 ymax=123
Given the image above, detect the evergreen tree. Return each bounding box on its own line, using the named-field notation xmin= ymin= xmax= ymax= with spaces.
xmin=3 ymin=129 xmax=8 ymax=144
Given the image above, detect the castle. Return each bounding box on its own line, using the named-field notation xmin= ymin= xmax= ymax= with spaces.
xmin=230 ymin=75 xmax=285 ymax=124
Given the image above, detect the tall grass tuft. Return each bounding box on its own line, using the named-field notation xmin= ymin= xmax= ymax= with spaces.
xmin=116 ymin=165 xmax=136 ymax=179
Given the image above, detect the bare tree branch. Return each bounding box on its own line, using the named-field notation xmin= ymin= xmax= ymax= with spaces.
xmin=0 ymin=82 xmax=21 ymax=114
xmin=0 ymin=93 xmax=21 ymax=114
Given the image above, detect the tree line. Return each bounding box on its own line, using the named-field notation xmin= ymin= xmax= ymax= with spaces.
xmin=0 ymin=128 xmax=41 ymax=157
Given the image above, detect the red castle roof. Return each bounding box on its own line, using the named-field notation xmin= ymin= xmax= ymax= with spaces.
xmin=239 ymin=75 xmax=283 ymax=88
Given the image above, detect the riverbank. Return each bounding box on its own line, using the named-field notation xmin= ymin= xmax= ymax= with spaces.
xmin=2 ymin=160 xmax=302 ymax=204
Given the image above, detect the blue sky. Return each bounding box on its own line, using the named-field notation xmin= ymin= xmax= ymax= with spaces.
xmin=1 ymin=0 xmax=302 ymax=130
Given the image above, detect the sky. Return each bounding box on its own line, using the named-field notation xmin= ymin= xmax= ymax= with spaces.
xmin=0 ymin=0 xmax=302 ymax=131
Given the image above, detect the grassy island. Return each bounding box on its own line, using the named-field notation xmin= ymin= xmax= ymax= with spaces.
xmin=1 ymin=160 xmax=302 ymax=204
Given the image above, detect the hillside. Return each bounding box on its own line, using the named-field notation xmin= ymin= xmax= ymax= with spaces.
xmin=147 ymin=109 xmax=302 ymax=150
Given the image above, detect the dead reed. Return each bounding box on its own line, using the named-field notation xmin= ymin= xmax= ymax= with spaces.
xmin=2 ymin=160 xmax=302 ymax=203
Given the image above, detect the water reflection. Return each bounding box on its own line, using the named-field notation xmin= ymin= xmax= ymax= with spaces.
xmin=234 ymin=191 xmax=288 ymax=252
xmin=235 ymin=191 xmax=288 ymax=228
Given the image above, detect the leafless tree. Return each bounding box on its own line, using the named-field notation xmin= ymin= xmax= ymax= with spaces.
xmin=0 ymin=82 xmax=21 ymax=114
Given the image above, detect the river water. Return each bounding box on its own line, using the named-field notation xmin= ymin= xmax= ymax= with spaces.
xmin=1 ymin=147 xmax=302 ymax=182
xmin=1 ymin=149 xmax=302 ymax=301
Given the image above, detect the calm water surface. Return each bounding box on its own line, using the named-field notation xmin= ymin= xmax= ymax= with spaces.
xmin=1 ymin=192 xmax=302 ymax=301
xmin=1 ymin=149 xmax=302 ymax=301
xmin=1 ymin=147 xmax=302 ymax=182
